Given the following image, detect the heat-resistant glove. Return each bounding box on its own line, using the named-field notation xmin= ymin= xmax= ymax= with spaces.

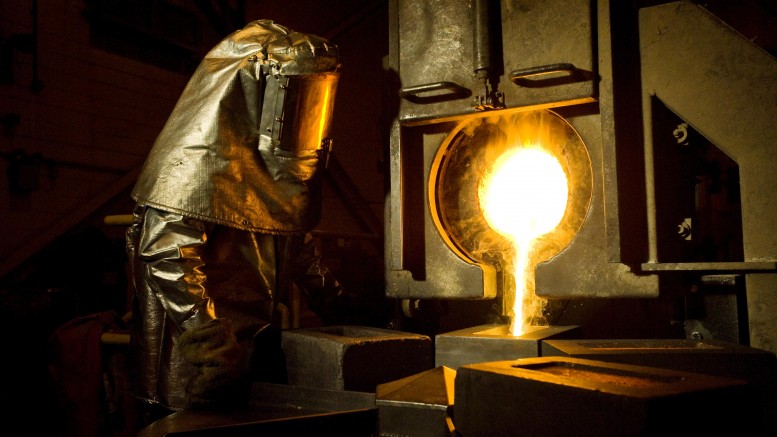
xmin=177 ymin=318 xmax=248 ymax=409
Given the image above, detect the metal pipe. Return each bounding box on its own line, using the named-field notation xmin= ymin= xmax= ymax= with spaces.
xmin=642 ymin=95 xmax=658 ymax=263
xmin=473 ymin=0 xmax=491 ymax=79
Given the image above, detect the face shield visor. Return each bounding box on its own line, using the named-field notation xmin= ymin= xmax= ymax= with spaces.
xmin=261 ymin=71 xmax=340 ymax=164
xmin=287 ymin=73 xmax=339 ymax=153
xmin=132 ymin=20 xmax=342 ymax=234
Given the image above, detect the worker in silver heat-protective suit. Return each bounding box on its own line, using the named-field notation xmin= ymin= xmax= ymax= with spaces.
xmin=125 ymin=20 xmax=343 ymax=414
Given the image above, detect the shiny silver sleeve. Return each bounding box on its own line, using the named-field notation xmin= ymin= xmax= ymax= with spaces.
xmin=127 ymin=204 xmax=278 ymax=409
xmin=131 ymin=206 xmax=214 ymax=332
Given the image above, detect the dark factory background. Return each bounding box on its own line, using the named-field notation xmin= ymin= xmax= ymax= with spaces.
xmin=0 ymin=0 xmax=775 ymax=435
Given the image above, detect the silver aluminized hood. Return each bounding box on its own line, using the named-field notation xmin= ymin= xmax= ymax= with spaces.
xmin=131 ymin=19 xmax=340 ymax=234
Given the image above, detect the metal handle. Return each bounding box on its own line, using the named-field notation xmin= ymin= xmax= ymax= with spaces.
xmin=399 ymin=81 xmax=471 ymax=103
xmin=509 ymin=63 xmax=577 ymax=85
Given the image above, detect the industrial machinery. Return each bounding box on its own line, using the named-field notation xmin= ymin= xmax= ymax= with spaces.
xmin=379 ymin=2 xmax=777 ymax=433
xmin=385 ymin=0 xmax=777 ymax=349
xmin=138 ymin=1 xmax=777 ymax=435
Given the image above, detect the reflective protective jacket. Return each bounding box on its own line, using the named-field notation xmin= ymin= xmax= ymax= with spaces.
xmin=126 ymin=20 xmax=341 ymax=411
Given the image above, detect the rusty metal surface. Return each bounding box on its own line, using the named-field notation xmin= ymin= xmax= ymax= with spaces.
xmin=282 ymin=325 xmax=433 ymax=391
xmin=455 ymin=356 xmax=758 ymax=436
xmin=435 ymin=324 xmax=580 ymax=369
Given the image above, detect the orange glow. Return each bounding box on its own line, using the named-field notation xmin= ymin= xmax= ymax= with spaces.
xmin=479 ymin=146 xmax=568 ymax=335
xmin=293 ymin=73 xmax=338 ymax=151
xmin=317 ymin=83 xmax=332 ymax=144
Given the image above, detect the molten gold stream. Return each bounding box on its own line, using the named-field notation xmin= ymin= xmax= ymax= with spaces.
xmin=429 ymin=109 xmax=592 ymax=338
xmin=479 ymin=147 xmax=569 ymax=335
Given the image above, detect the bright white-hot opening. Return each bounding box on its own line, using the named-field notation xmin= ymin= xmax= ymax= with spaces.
xmin=479 ymin=146 xmax=568 ymax=334
xmin=479 ymin=147 xmax=568 ymax=244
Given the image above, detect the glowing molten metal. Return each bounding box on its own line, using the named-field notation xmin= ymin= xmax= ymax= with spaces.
xmin=479 ymin=146 xmax=568 ymax=335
